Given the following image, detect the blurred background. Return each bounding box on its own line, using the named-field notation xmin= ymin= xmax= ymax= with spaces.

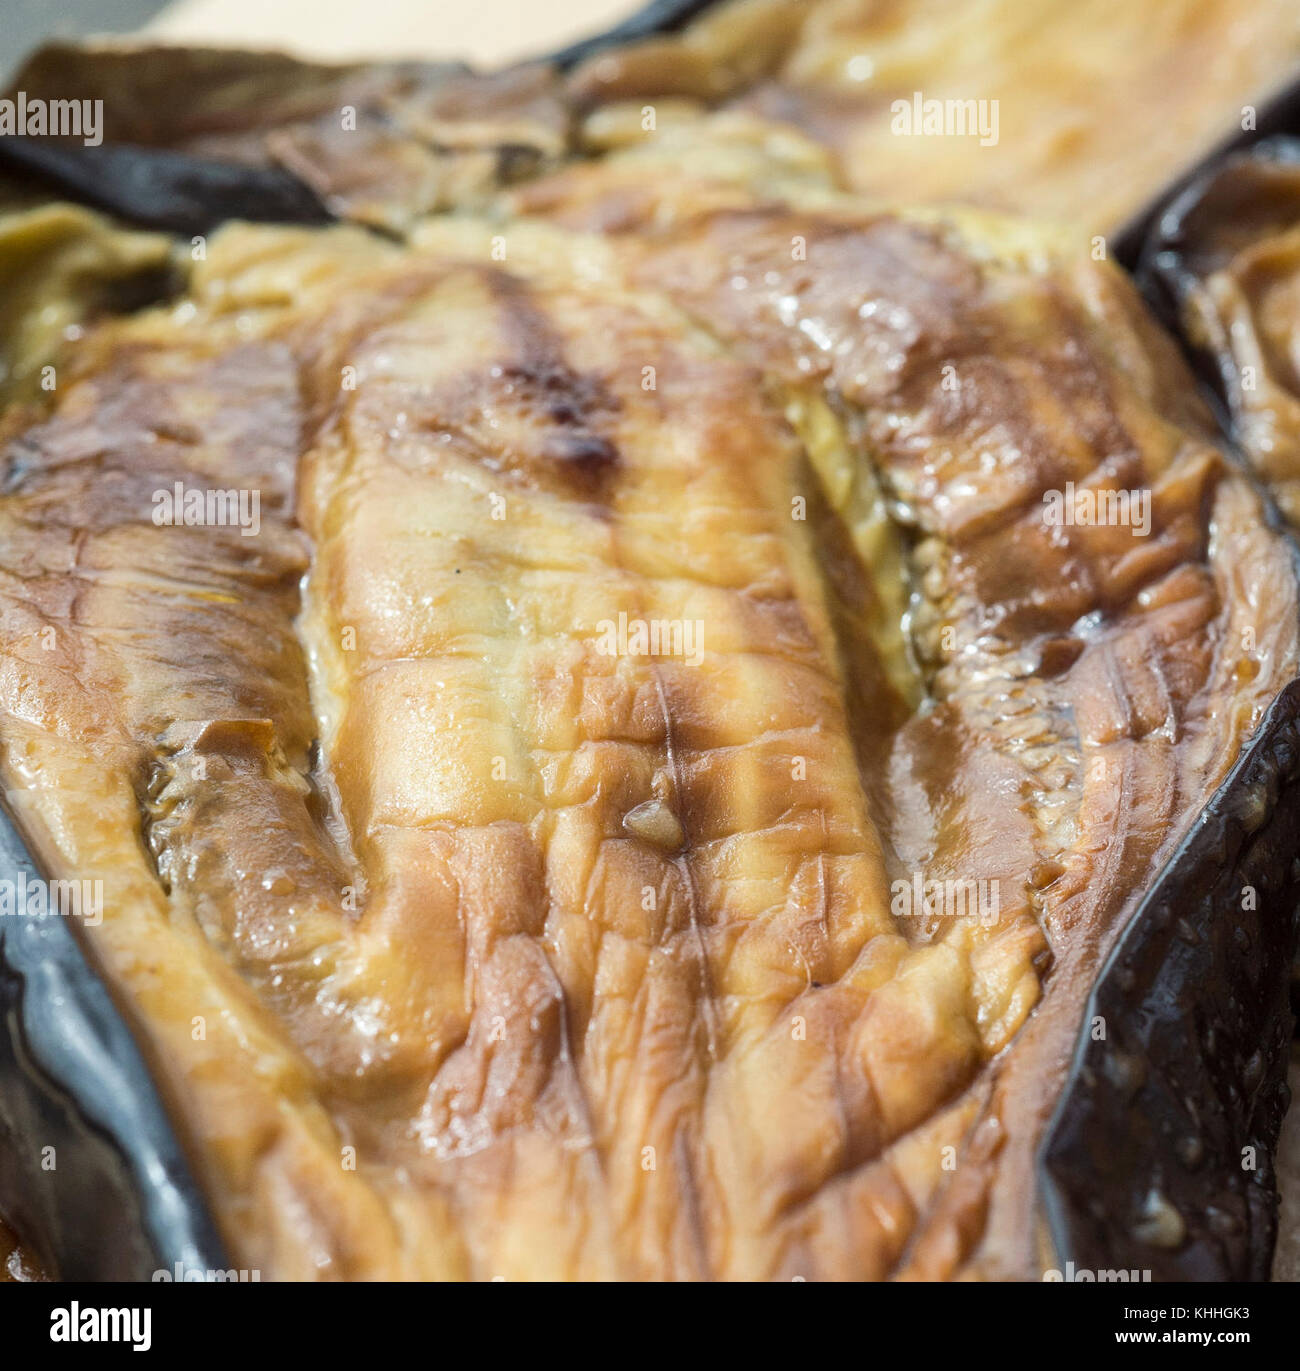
xmin=2 ymin=0 xmax=636 ymax=75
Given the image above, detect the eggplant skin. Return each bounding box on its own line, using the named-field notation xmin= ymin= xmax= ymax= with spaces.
xmin=1140 ymin=142 xmax=1300 ymax=526
xmin=1041 ymin=679 xmax=1300 ymax=1281
xmin=0 ymin=807 xmax=227 ymax=1282
xmin=1131 ymin=145 xmax=1300 ymax=1280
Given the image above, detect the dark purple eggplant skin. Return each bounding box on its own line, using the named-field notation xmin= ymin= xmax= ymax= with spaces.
xmin=546 ymin=0 xmax=723 ymax=68
xmin=0 ymin=0 xmax=1300 ymax=1282
xmin=1112 ymin=82 xmax=1300 ymax=272
xmin=0 ymin=804 xmax=229 ymax=1281
xmin=0 ymin=136 xmax=333 ymax=235
xmin=1130 ymin=136 xmax=1300 ymax=417
xmin=1045 ymin=124 xmax=1300 ymax=1283
xmin=1039 ymin=678 xmax=1300 ymax=1281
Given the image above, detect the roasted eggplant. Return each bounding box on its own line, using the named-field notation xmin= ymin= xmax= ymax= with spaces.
xmin=2 ymin=0 xmax=1300 ymax=1283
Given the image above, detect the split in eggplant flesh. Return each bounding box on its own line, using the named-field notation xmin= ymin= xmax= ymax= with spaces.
xmin=2 ymin=3 xmax=1300 ymax=1281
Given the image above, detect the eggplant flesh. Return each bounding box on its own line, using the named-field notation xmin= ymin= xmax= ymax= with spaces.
xmin=0 ymin=92 xmax=1296 ymax=1279
xmin=564 ymin=0 xmax=1300 ymax=233
xmin=0 ymin=45 xmax=573 ymax=237
xmin=9 ymin=0 xmax=1300 ymax=240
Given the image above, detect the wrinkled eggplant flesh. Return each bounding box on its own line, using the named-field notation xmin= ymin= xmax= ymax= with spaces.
xmin=0 ymin=204 xmax=175 ymax=404
xmin=0 ymin=111 xmax=1295 ymax=1280
xmin=567 ymin=0 xmax=1300 ymax=232
xmin=11 ymin=0 xmax=1300 ymax=241
xmin=4 ymin=44 xmax=574 ymax=235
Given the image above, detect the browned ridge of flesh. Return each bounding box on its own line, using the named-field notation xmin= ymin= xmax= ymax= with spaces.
xmin=0 ymin=146 xmax=1295 ymax=1279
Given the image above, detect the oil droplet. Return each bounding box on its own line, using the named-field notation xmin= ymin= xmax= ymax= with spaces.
xmin=262 ymin=871 xmax=296 ymax=896
xmin=623 ymin=799 xmax=684 ymax=852
xmin=1132 ymin=1189 xmax=1185 ymax=1249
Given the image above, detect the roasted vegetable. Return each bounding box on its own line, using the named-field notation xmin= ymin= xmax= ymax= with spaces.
xmin=0 ymin=101 xmax=1297 ymax=1276
xmin=1135 ymin=155 xmax=1300 ymax=1281
xmin=3 ymin=1 xmax=1300 ymax=1283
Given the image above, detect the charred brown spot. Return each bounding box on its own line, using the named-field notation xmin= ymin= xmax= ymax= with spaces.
xmin=540 ymin=429 xmax=619 ymax=469
xmin=495 ymin=143 xmax=547 ymax=185
xmin=495 ymin=359 xmax=616 ymax=432
xmin=1035 ymin=635 xmax=1086 ymax=679
xmin=486 ymin=270 xmax=622 ymax=481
